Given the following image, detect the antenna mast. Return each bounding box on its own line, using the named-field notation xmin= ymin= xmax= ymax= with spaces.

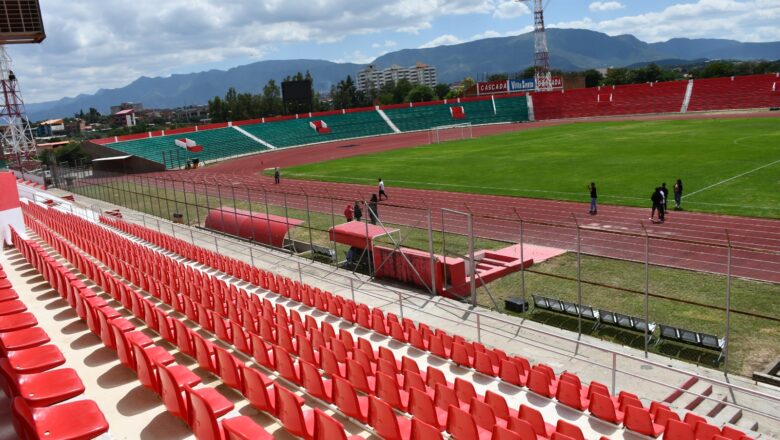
xmin=531 ymin=0 xmax=552 ymax=91
xmin=0 ymin=47 xmax=37 ymax=169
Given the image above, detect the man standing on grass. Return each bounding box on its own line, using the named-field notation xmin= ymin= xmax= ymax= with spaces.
xmin=378 ymin=178 xmax=388 ymax=201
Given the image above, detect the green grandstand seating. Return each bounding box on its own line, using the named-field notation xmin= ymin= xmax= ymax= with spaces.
xmin=108 ymin=128 xmax=268 ymax=168
xmin=384 ymin=96 xmax=529 ymax=132
xmin=240 ymin=110 xmax=393 ymax=148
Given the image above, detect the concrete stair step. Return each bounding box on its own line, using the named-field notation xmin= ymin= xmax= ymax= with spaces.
xmin=674 ymin=380 xmax=713 ymax=411
xmin=696 ymin=392 xmax=727 ymax=418
xmin=735 ymin=418 xmax=760 ymax=433
xmin=664 ymin=376 xmax=698 ymax=405
xmin=711 ymin=406 xmax=744 ymax=430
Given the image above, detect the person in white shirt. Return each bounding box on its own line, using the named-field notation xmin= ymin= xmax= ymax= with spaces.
xmin=378 ymin=178 xmax=388 ymax=201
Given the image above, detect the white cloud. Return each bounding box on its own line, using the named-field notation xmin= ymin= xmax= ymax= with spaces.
xmin=420 ymin=34 xmax=463 ymax=48
xmin=552 ymin=0 xmax=780 ymax=43
xmin=6 ymin=0 xmax=780 ymax=105
xmin=9 ymin=0 xmax=511 ymax=103
xmin=589 ymin=1 xmax=625 ymax=12
xmin=493 ymin=1 xmax=530 ymax=19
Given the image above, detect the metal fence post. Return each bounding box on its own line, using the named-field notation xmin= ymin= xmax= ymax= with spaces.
xmin=642 ymin=223 xmax=650 ymax=358
xmin=304 ymin=192 xmax=314 ymax=258
xmin=572 ymin=214 xmax=582 ymax=338
xmin=428 ymin=209 xmax=436 ymax=296
xmin=611 ymin=353 xmax=617 ymax=395
xmin=724 ymin=230 xmax=732 ymax=373
xmin=520 ymin=218 xmax=526 ymax=301
xmin=350 ymin=278 xmax=355 ymax=303
xmin=468 ymin=212 xmax=476 ymax=307
xmin=476 ymin=313 xmax=482 ymax=343
xmin=246 ymin=187 xmax=256 ymax=242
xmin=263 ymin=188 xmax=272 ymax=247
xmin=297 ymin=261 xmax=303 ymax=284
xmin=330 ymin=196 xmax=338 ymax=266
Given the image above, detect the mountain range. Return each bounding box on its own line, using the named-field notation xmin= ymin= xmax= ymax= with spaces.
xmin=26 ymin=28 xmax=780 ymax=121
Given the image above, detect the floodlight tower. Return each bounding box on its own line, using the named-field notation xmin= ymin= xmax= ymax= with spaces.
xmin=517 ymin=0 xmax=553 ymax=91
xmin=0 ymin=47 xmax=37 ymax=168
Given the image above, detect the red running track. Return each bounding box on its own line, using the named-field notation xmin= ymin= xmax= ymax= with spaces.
xmin=143 ymin=111 xmax=780 ymax=283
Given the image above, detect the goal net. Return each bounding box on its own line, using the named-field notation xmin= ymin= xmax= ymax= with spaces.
xmin=428 ymin=123 xmax=473 ymax=144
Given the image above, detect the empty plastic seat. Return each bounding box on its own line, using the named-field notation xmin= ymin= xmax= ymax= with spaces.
xmin=214 ymin=346 xmax=243 ymax=389
xmin=519 ymin=404 xmax=555 ymax=438
xmin=556 ymin=379 xmax=589 ymax=410
xmin=241 ymin=365 xmax=276 ymax=414
xmin=446 ymin=405 xmax=491 ymax=440
xmin=12 ymin=396 xmax=110 ymax=440
xmin=506 ymin=417 xmax=540 ymax=440
xmin=555 ymin=419 xmax=586 ymax=440
xmin=368 ymin=395 xmax=412 ymax=440
xmin=0 ymin=326 xmax=50 ymax=354
xmin=3 ymin=344 xmax=65 ymax=374
xmin=664 ymin=419 xmax=695 ymax=440
xmin=0 ymin=312 xmax=38 ymax=333
xmin=332 ymin=375 xmax=369 ymax=423
xmin=185 ymin=384 xmax=237 ymax=440
xmin=300 ymin=360 xmax=333 ymax=402
xmin=0 ymin=361 xmax=84 ymax=407
xmin=222 ymin=416 xmax=274 ymax=440
xmin=589 ymin=391 xmax=625 ymax=424
xmin=376 ymin=371 xmax=409 ymax=411
xmin=0 ymin=299 xmax=27 ymax=316
xmin=625 ymin=405 xmax=665 ymax=437
xmin=275 ymin=384 xmax=315 ymax=439
xmin=408 ymin=386 xmax=447 ymax=431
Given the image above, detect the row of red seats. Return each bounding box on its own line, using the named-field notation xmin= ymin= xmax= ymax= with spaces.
xmin=26 ymin=206 xmax=543 ymax=439
xmin=29 ymin=203 xmax=752 ymax=440
xmin=3 ymin=233 xmax=110 ymax=439
xmin=13 ymin=225 xmax=275 ymax=439
xmin=24 ymin=204 xmax=584 ymax=439
xmin=21 ymin=209 xmax=371 ymax=440
xmin=99 ymin=211 xmax=749 ymax=439
xmin=97 ymin=205 xmax=754 ymax=440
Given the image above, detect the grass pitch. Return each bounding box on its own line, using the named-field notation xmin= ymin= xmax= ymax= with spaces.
xmin=284 ymin=118 xmax=780 ymax=218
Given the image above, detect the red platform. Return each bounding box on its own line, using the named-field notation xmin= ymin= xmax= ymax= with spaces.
xmin=328 ymin=221 xmax=399 ymax=249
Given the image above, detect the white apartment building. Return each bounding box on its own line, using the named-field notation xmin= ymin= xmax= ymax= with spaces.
xmin=356 ymin=62 xmax=437 ymax=91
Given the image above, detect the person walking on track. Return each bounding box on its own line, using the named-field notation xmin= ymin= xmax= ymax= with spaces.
xmin=378 ymin=178 xmax=388 ymax=201
xmin=650 ymin=187 xmax=664 ymax=223
xmin=353 ymin=201 xmax=362 ymax=222
xmin=368 ymin=194 xmax=379 ymax=225
xmin=344 ymin=203 xmax=354 ymax=222
xmin=274 ymin=167 xmax=281 ymax=184
xmin=588 ymin=182 xmax=597 ymax=215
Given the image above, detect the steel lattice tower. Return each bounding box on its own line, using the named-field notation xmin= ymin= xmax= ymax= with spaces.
xmin=531 ymin=0 xmax=553 ymax=91
xmin=0 ymin=46 xmax=36 ymax=168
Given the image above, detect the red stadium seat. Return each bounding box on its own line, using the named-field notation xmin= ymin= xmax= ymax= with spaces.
xmin=185 ymin=384 xmax=237 ymax=440
xmin=368 ymin=395 xmax=412 ymax=440
xmin=4 ymin=344 xmax=66 ymax=374
xmin=275 ymin=384 xmax=316 ymax=440
xmin=222 ymin=416 xmax=274 ymax=440
xmin=12 ymin=397 xmax=109 ymax=440
xmin=332 ymin=375 xmax=369 ymax=423
xmin=625 ymin=405 xmax=665 ymax=437
xmin=241 ymin=365 xmax=276 ymax=414
xmin=0 ymin=361 xmax=84 ymax=407
xmin=446 ymin=405 xmax=491 ymax=440
xmin=588 ymin=391 xmax=624 ymax=424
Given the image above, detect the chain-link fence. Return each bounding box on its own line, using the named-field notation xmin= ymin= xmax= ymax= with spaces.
xmin=51 ymin=165 xmax=780 ymax=378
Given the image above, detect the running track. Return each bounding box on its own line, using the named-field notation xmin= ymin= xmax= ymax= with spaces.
xmin=138 ymin=111 xmax=780 ymax=283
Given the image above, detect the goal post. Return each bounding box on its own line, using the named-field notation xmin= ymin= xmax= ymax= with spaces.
xmin=428 ymin=123 xmax=473 ymax=144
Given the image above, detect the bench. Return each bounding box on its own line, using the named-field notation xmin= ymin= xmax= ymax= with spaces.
xmin=658 ymin=325 xmax=725 ymax=361
xmin=532 ymin=294 xmax=600 ymax=322
xmin=598 ymin=309 xmax=656 ymax=341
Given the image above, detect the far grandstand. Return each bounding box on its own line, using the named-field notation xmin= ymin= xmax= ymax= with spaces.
xmin=84 ymin=73 xmax=780 ymax=170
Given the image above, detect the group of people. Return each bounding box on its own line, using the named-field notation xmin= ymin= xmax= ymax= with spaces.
xmin=587 ymin=179 xmax=684 ymax=223
xmin=343 ymin=178 xmax=388 ymax=225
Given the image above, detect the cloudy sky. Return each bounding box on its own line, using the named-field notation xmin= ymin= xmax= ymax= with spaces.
xmin=7 ymin=0 xmax=780 ymax=104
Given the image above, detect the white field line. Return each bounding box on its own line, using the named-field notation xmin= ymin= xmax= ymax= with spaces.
xmin=685 ymin=157 xmax=780 ymax=199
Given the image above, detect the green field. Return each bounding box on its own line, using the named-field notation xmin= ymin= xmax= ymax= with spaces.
xmin=284 ymin=118 xmax=780 ymax=218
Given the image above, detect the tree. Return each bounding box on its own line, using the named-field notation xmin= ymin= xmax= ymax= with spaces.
xmin=405 ymin=85 xmax=435 ymax=103
xmin=521 ymin=67 xmax=536 ymax=79
xmin=583 ymin=69 xmax=604 ymax=88
xmin=488 ymin=73 xmax=508 ymax=81
xmin=392 ymin=79 xmax=414 ymax=104
xmin=262 ymin=79 xmax=283 ymax=116
xmin=54 ymin=142 xmax=87 ymax=166
xmin=434 ymin=83 xmax=451 ymax=99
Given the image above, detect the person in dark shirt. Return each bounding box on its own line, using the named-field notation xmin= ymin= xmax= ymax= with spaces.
xmin=650 ymin=187 xmax=664 ymax=223
xmin=368 ymin=194 xmax=379 ymax=225
xmin=353 ymin=201 xmax=362 ymax=222
xmin=660 ymin=182 xmax=669 ymax=214
xmin=588 ymin=182 xmax=597 ymax=215
xmin=274 ymin=167 xmax=280 ymax=184
xmin=673 ymin=179 xmax=683 ymax=210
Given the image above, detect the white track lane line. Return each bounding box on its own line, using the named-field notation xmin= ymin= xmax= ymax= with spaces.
xmin=685 ymin=157 xmax=780 ymax=199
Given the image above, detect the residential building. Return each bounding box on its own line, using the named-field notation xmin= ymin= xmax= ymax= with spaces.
xmin=356 ymin=62 xmax=437 ymax=91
